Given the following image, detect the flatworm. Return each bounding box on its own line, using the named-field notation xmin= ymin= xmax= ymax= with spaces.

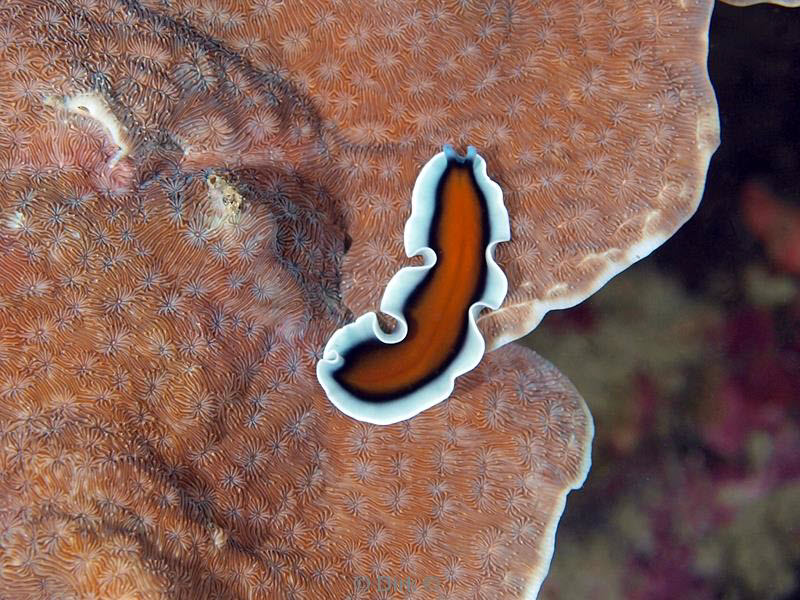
xmin=317 ymin=146 xmax=510 ymax=424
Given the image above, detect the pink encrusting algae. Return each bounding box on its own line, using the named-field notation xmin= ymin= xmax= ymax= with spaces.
xmin=0 ymin=0 xmax=723 ymax=597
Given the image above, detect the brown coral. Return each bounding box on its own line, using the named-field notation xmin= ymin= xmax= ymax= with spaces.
xmin=0 ymin=0 xmax=722 ymax=597
xmin=261 ymin=0 xmax=720 ymax=349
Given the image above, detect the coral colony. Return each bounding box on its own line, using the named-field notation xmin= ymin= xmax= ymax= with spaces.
xmin=15 ymin=0 xmax=797 ymax=598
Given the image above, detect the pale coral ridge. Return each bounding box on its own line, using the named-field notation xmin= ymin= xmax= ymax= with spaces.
xmin=0 ymin=1 xmax=591 ymax=598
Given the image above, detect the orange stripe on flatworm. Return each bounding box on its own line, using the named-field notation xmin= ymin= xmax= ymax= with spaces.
xmin=333 ymin=157 xmax=489 ymax=400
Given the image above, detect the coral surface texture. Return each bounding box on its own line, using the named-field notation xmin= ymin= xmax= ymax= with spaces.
xmin=0 ymin=0 xmax=725 ymax=598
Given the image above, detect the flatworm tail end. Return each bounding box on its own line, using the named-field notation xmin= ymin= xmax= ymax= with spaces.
xmin=317 ymin=146 xmax=510 ymax=424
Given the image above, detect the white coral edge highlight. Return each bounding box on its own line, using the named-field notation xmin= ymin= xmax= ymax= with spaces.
xmin=316 ymin=145 xmax=510 ymax=425
xmin=524 ymin=377 xmax=594 ymax=600
xmin=46 ymin=92 xmax=131 ymax=168
xmin=483 ymin=5 xmax=721 ymax=355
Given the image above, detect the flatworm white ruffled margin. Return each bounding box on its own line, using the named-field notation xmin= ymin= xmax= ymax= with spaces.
xmin=316 ymin=145 xmax=511 ymax=424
